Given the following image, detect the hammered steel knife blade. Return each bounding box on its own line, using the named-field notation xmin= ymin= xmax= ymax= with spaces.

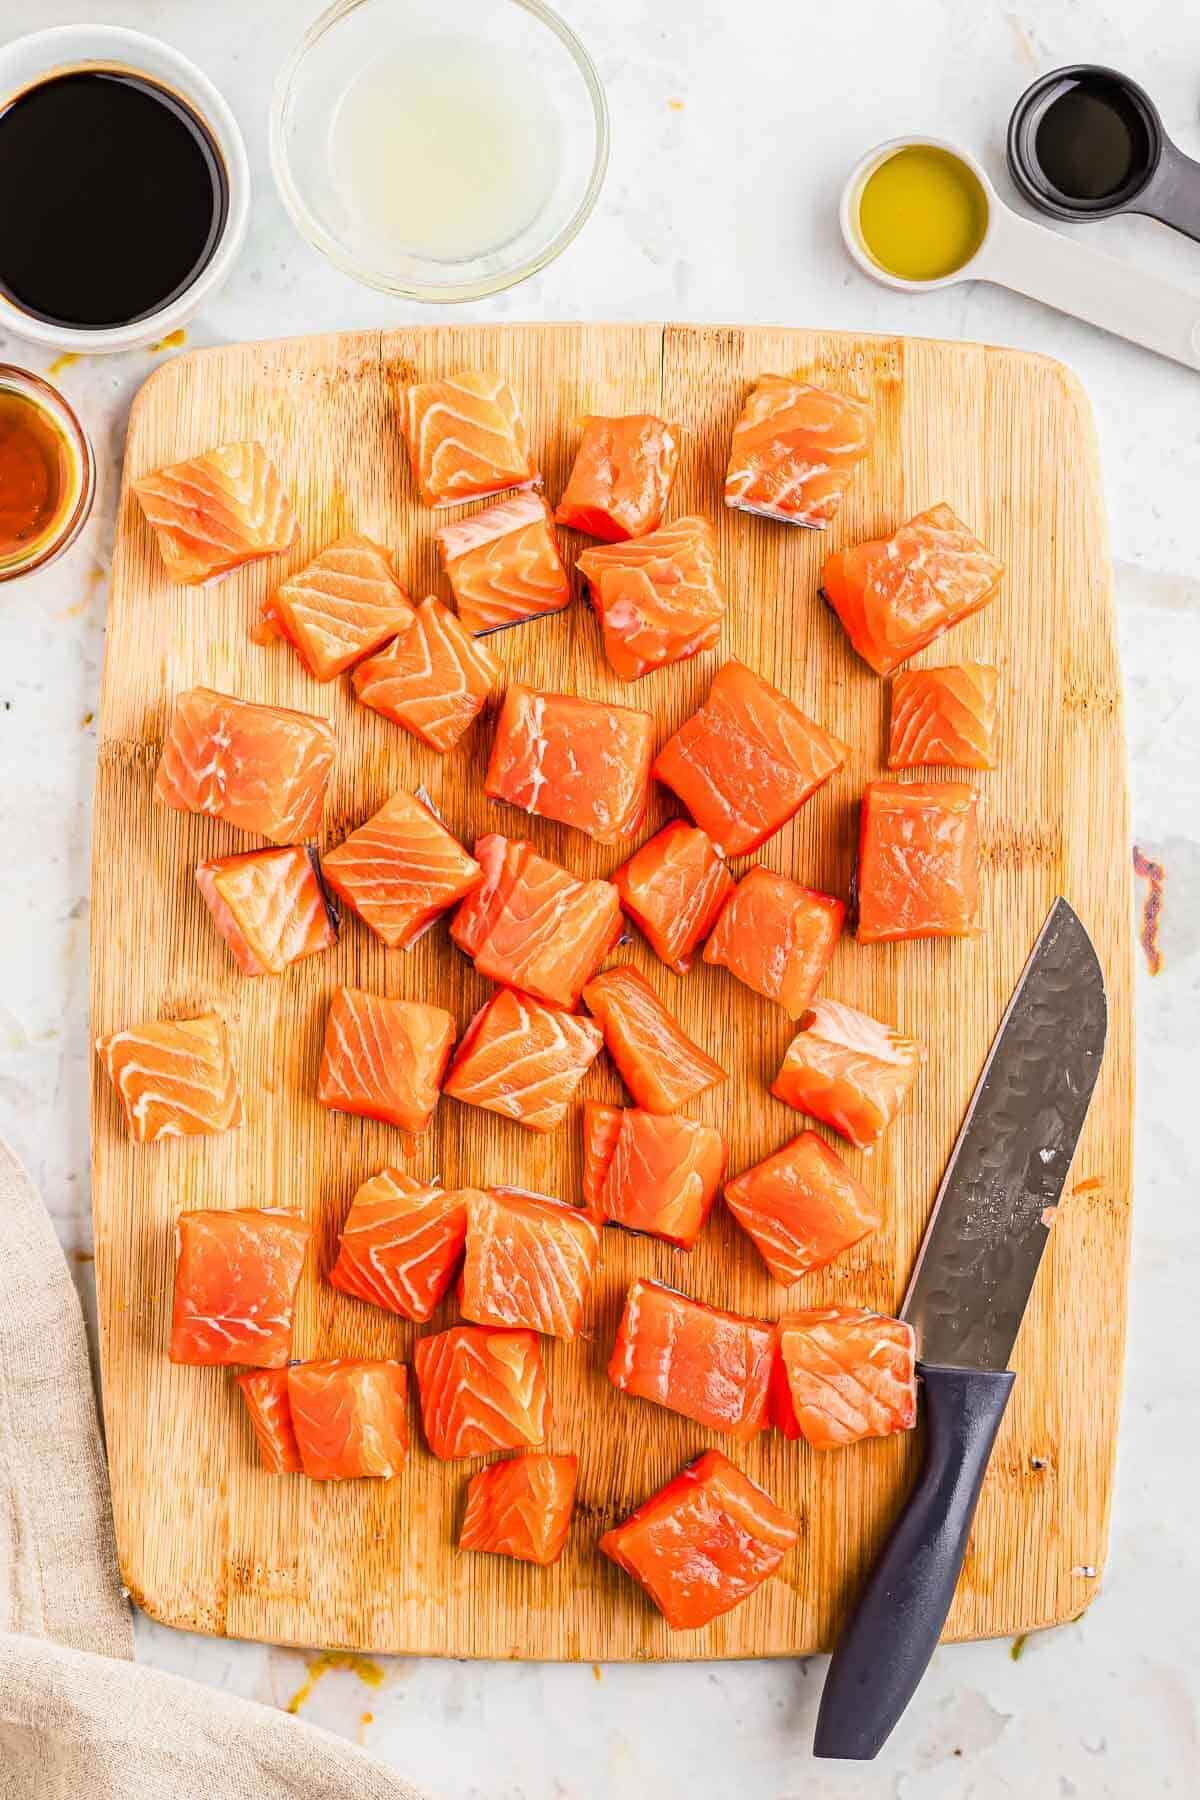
xmin=814 ymin=898 xmax=1107 ymax=1760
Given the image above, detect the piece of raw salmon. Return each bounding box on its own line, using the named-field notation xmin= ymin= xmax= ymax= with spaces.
xmin=582 ymin=1100 xmax=627 ymax=1215
xmin=254 ymin=534 xmax=414 ymax=681
xmin=555 ymin=414 xmax=680 ymax=541
xmin=821 ymin=503 xmax=1004 ymax=675
xmin=156 ymin=688 xmax=337 ymax=844
xmin=608 ymin=1278 xmax=774 ymax=1439
xmin=703 ymin=868 xmax=843 ymax=1019
xmin=195 ymin=846 xmax=338 ymax=977
xmin=772 ymin=1307 xmax=917 ymax=1450
xmin=723 ymin=1130 xmax=879 ymax=1285
xmin=96 ymin=1012 xmax=243 ymax=1143
xmin=444 ymin=988 xmax=604 ymax=1134
xmin=771 ymin=997 xmax=925 ymax=1148
xmin=133 ymin=440 xmax=297 ymax=585
xmin=577 ymin=516 xmax=727 ymax=680
xmin=653 ymin=661 xmax=848 ymax=855
xmin=583 ymin=964 xmax=726 ymax=1113
xmin=600 ymin=1450 xmax=798 ymax=1629
xmin=724 ymin=377 xmax=873 ymax=529
xmin=322 ymin=789 xmax=482 ymax=950
xmin=413 ymin=1324 xmax=550 ymax=1459
xmin=485 ymin=685 xmax=655 ymax=844
xmin=328 ymin=1169 xmax=477 ymax=1323
xmin=437 ymin=493 xmax=569 ymax=634
xmin=857 ymin=779 xmax=980 ymax=941
xmin=610 ymin=821 xmax=733 ymax=975
xmin=353 ymin=595 xmax=502 ymax=754
xmin=399 ymin=369 xmax=540 ymax=508
xmin=287 ymin=1360 xmax=410 ymax=1478
xmin=317 ymin=986 xmax=456 ymax=1134
xmin=460 ymin=1188 xmax=601 ymax=1339
xmin=888 ymin=662 xmax=999 ymax=770
xmin=237 ymin=1368 xmax=303 ymax=1474
xmin=460 ymin=1453 xmax=578 ymax=1565
xmin=583 ymin=1104 xmax=726 ymax=1249
xmin=169 ymin=1207 xmax=309 ymax=1367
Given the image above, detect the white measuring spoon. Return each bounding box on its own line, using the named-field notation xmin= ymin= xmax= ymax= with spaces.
xmin=840 ymin=136 xmax=1200 ymax=372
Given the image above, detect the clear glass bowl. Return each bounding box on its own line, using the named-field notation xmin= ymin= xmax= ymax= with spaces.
xmin=0 ymin=367 xmax=95 ymax=582
xmin=270 ymin=0 xmax=609 ymax=301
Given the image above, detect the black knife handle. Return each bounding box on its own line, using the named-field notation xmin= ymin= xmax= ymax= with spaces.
xmin=813 ymin=1362 xmax=1016 ymax=1761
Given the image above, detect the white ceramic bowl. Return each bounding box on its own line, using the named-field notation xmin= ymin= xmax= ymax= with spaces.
xmin=0 ymin=25 xmax=250 ymax=354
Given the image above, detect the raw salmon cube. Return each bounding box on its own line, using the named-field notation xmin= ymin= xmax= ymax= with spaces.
xmin=485 ymin=685 xmax=655 ymax=845
xmin=254 ymin=534 xmax=415 ymax=680
xmin=723 ymin=1130 xmax=879 ymax=1284
xmin=600 ymin=1450 xmax=798 ymax=1630
xmin=133 ymin=440 xmax=297 ymax=585
xmin=169 ymin=1207 xmax=309 ymax=1367
xmin=317 ymin=987 xmax=456 ymax=1134
xmin=460 ymin=1454 xmax=578 ymax=1565
xmin=772 ymin=1307 xmax=917 ymax=1450
xmin=156 ymin=688 xmax=337 ymax=845
xmin=582 ymin=1100 xmax=626 ymax=1216
xmin=608 ymin=1278 xmax=774 ymax=1439
xmin=703 ymin=868 xmax=844 ymax=1018
xmin=413 ymin=1324 xmax=551 ymax=1459
xmin=583 ymin=964 xmax=725 ymax=1113
xmin=444 ymin=988 xmax=604 ymax=1135
xmin=195 ymin=846 xmax=338 ymax=977
xmin=436 ymin=493 xmax=569 ymax=634
xmin=578 ymin=517 xmax=727 ymax=681
xmin=653 ymin=661 xmax=848 ymax=856
xmin=399 ymin=368 xmax=540 ymax=508
xmin=96 ymin=1012 xmax=243 ymax=1144
xmin=322 ymin=789 xmax=482 ymax=950
xmin=556 ymin=414 xmax=680 ymax=542
xmin=857 ymin=780 xmax=980 ymax=942
xmin=771 ymin=997 xmax=925 ymax=1149
xmin=353 ymin=595 xmax=502 ymax=754
xmin=237 ymin=1368 xmax=302 ymax=1473
xmin=585 ymin=1107 xmax=726 ymax=1249
xmin=888 ymin=662 xmax=999 ymax=770
xmin=724 ymin=377 xmax=873 ymax=529
xmin=328 ymin=1169 xmax=476 ymax=1324
xmin=610 ymin=821 xmax=733 ymax=975
xmin=460 ymin=1188 xmax=602 ymax=1339
xmin=287 ymin=1359 xmax=410 ymax=1478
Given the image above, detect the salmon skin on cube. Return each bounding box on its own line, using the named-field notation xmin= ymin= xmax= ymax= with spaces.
xmin=399 ymin=368 xmax=540 ymax=508
xmin=653 ymin=661 xmax=848 ymax=856
xmin=287 ymin=1360 xmax=410 ymax=1478
xmin=555 ymin=414 xmax=680 ymax=542
xmin=436 ymin=493 xmax=569 ymax=635
xmin=460 ymin=1453 xmax=578 ymax=1565
xmin=583 ymin=964 xmax=725 ymax=1113
xmin=460 ymin=1187 xmax=601 ymax=1339
xmin=584 ymin=1105 xmax=726 ymax=1249
xmin=608 ymin=1278 xmax=774 ymax=1439
xmin=485 ymin=684 xmax=655 ymax=845
xmin=600 ymin=1450 xmax=798 ymax=1630
xmin=577 ymin=516 xmax=727 ymax=680
xmin=772 ymin=1307 xmax=917 ymax=1450
xmin=413 ymin=1324 xmax=550 ymax=1459
xmin=169 ymin=1207 xmax=309 ymax=1367
xmin=195 ymin=846 xmax=338 ymax=977
xmin=889 ymin=662 xmax=999 ymax=771
xmin=133 ymin=440 xmax=297 ymax=586
xmin=237 ymin=1368 xmax=303 ymax=1474
xmin=772 ymin=997 xmax=924 ymax=1149
xmin=353 ymin=595 xmax=501 ymax=754
xmin=450 ymin=834 xmax=621 ymax=1009
xmin=155 ymin=687 xmax=337 ymax=845
xmin=723 ymin=1130 xmax=879 ymax=1285
xmin=857 ymin=780 xmax=980 ymax=942
xmin=444 ymin=988 xmax=603 ymax=1135
xmin=724 ymin=377 xmax=873 ymax=530
xmin=321 ymin=788 xmax=482 ymax=950
xmin=328 ymin=1169 xmax=476 ymax=1324
xmin=610 ymin=821 xmax=733 ymax=975
xmin=254 ymin=534 xmax=415 ymax=681
xmin=317 ymin=986 xmax=456 ymax=1134
xmin=96 ymin=1012 xmax=242 ymax=1144
xmin=703 ymin=868 xmax=843 ymax=1019
xmin=821 ymin=503 xmax=1004 ymax=675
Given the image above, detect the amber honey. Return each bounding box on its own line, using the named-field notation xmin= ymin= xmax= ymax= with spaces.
xmin=0 ymin=371 xmax=94 ymax=579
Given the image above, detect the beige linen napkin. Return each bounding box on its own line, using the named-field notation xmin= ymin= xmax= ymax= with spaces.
xmin=0 ymin=1137 xmax=424 ymax=1800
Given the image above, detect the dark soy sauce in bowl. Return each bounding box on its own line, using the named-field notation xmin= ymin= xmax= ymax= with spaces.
xmin=0 ymin=69 xmax=228 ymax=329
xmin=1031 ymin=73 xmax=1154 ymax=205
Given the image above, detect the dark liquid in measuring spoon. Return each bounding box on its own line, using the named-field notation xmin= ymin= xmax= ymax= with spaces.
xmin=0 ymin=70 xmax=228 ymax=329
xmin=1034 ymin=77 xmax=1153 ymax=202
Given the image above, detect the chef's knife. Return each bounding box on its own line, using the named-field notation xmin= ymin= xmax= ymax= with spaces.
xmin=813 ymin=897 xmax=1107 ymax=1760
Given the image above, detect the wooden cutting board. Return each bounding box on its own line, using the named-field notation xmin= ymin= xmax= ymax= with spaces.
xmin=91 ymin=323 xmax=1133 ymax=1660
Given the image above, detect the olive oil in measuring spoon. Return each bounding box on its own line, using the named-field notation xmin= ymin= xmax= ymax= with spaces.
xmin=858 ymin=145 xmax=989 ymax=281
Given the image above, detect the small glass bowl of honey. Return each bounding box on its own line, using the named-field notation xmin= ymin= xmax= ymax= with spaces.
xmin=0 ymin=366 xmax=95 ymax=581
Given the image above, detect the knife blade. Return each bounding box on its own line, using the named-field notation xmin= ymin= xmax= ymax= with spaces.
xmin=814 ymin=898 xmax=1107 ymax=1761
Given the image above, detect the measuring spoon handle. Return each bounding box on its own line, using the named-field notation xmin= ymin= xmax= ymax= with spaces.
xmin=1143 ymin=141 xmax=1200 ymax=245
xmin=980 ymin=207 xmax=1200 ymax=371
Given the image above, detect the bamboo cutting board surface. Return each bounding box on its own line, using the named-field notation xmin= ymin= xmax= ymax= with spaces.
xmin=91 ymin=323 xmax=1133 ymax=1660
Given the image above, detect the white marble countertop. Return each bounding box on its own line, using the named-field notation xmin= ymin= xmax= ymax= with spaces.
xmin=1 ymin=1 xmax=1197 ymax=1794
